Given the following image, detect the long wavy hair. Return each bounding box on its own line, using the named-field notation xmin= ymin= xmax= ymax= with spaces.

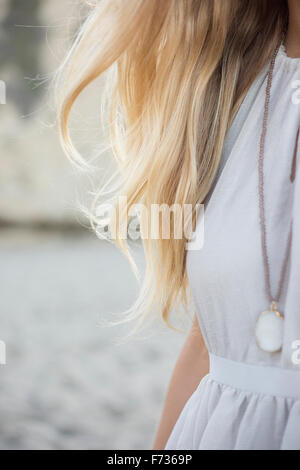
xmin=56 ymin=0 xmax=288 ymax=333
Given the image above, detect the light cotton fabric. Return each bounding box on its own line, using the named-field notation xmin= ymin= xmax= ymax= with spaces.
xmin=165 ymin=45 xmax=300 ymax=450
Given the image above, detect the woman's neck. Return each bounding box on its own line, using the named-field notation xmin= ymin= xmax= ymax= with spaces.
xmin=285 ymin=0 xmax=300 ymax=57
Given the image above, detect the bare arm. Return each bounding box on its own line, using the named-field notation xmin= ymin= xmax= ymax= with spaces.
xmin=152 ymin=313 xmax=209 ymax=450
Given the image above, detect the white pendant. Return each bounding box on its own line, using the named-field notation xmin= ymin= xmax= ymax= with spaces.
xmin=255 ymin=302 xmax=284 ymax=353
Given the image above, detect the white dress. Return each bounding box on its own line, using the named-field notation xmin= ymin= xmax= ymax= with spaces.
xmin=165 ymin=45 xmax=300 ymax=450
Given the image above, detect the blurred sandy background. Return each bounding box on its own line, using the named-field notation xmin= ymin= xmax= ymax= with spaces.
xmin=0 ymin=0 xmax=189 ymax=450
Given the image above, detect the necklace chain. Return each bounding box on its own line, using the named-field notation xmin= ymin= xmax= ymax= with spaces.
xmin=258 ymin=41 xmax=295 ymax=305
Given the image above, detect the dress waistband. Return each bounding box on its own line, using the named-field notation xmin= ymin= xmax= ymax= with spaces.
xmin=209 ymin=354 xmax=300 ymax=400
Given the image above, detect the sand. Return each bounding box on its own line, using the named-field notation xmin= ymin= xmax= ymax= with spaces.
xmin=0 ymin=229 xmax=188 ymax=449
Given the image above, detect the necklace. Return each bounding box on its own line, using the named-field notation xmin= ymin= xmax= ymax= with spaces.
xmin=254 ymin=42 xmax=299 ymax=353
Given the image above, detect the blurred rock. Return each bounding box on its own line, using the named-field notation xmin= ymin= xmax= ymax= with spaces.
xmin=0 ymin=0 xmax=105 ymax=227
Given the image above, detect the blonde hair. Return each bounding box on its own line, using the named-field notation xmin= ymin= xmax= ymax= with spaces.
xmin=56 ymin=0 xmax=288 ymax=333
